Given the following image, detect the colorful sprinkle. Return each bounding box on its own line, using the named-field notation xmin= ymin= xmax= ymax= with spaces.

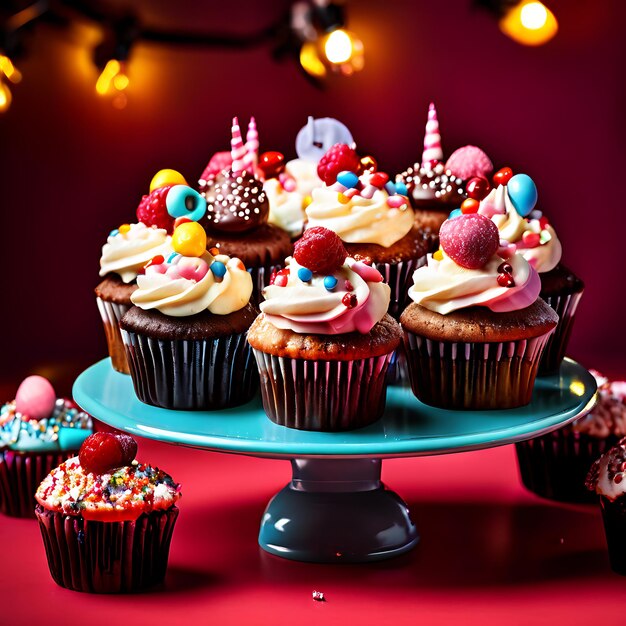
xmin=384 ymin=181 xmax=397 ymax=195
xmin=342 ymin=293 xmax=358 ymax=308
xmin=274 ymin=268 xmax=290 ymax=287
xmin=448 ymin=209 xmax=462 ymax=219
xmin=209 ymin=260 xmax=227 ymax=278
xmin=539 ymin=229 xmax=552 ymax=245
xmin=433 ymin=249 xmax=443 ymax=261
xmin=386 ymin=195 xmax=407 ymax=209
xmin=522 ymin=231 xmax=541 ymax=248
xmin=324 ymin=275 xmax=338 ymax=290
xmin=395 ymin=181 xmax=408 ymax=196
xmin=109 ymin=229 xmax=119 ymax=237
xmin=337 ymin=171 xmax=359 ymax=188
xmin=461 ymin=198 xmax=480 ymax=214
xmin=298 ymin=267 xmax=313 ymax=282
xmin=209 ymin=246 xmax=220 ymax=256
xmin=369 ymin=172 xmax=389 ymax=188
xmin=338 ymin=193 xmax=350 ymax=204
xmin=302 ymin=195 xmax=313 ymax=209
xmin=144 ymin=255 xmax=164 ymax=271
xmin=167 ymin=252 xmax=179 ymax=263
xmin=118 ymin=224 xmax=131 ymax=234
xmin=345 ymin=280 xmax=354 ymax=291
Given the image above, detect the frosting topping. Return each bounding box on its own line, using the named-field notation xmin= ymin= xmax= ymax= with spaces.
xmin=99 ymin=223 xmax=171 ymax=284
xmin=574 ymin=372 xmax=626 ymax=438
xmin=264 ymin=178 xmax=307 ymax=239
xmin=586 ymin=438 xmax=626 ymax=501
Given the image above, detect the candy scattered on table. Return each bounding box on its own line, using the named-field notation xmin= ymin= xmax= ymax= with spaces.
xmin=312 ymin=590 xmax=325 ymax=602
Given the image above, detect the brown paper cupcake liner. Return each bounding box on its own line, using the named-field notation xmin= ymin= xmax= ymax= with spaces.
xmin=35 ymin=505 xmax=179 ymax=593
xmin=122 ymin=329 xmax=257 ymax=410
xmin=599 ymin=496 xmax=626 ymax=575
xmin=0 ymin=450 xmax=72 ymax=518
xmin=374 ymin=256 xmax=427 ymax=320
xmin=516 ymin=430 xmax=618 ymax=503
xmin=402 ymin=330 xmax=553 ymax=410
xmin=538 ymin=290 xmax=583 ymax=374
xmin=96 ymin=297 xmax=131 ymax=374
xmin=252 ymin=349 xmax=394 ymax=431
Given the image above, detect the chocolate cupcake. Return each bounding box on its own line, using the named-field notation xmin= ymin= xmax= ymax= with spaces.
xmin=35 ymin=432 xmax=180 ymax=593
xmin=517 ymin=372 xmax=625 ymax=503
xmin=248 ymin=227 xmax=402 ymax=431
xmin=400 ymin=213 xmax=557 ymax=410
xmin=476 ymin=168 xmax=584 ymax=373
xmin=0 ymin=376 xmax=92 ymax=518
xmin=198 ymin=117 xmax=292 ymax=300
xmin=121 ymin=221 xmax=257 ymax=410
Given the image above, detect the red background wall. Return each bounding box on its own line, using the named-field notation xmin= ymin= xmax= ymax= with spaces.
xmin=1 ymin=0 xmax=625 ymax=388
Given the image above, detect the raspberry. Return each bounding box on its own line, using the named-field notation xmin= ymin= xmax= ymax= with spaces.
xmin=439 ymin=214 xmax=500 ymax=270
xmin=136 ymin=185 xmax=175 ymax=233
xmin=79 ymin=432 xmax=138 ymax=475
xmin=317 ymin=144 xmax=361 ymax=186
xmin=293 ymin=227 xmax=347 ymax=274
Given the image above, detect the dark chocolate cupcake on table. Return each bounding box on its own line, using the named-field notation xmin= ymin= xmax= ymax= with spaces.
xmin=476 ymin=166 xmax=584 ymax=373
xmin=305 ymin=145 xmax=430 ymax=319
xmin=35 ymin=432 xmax=180 ymax=593
xmin=400 ymin=213 xmax=557 ymax=410
xmin=198 ymin=117 xmax=292 ymax=301
xmin=247 ymin=227 xmax=402 ymax=431
xmin=518 ymin=372 xmax=626 ymax=503
xmin=120 ymin=220 xmax=257 ymax=410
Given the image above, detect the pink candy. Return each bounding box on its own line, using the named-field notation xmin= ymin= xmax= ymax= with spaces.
xmin=200 ymin=151 xmax=232 ymax=181
xmin=15 ymin=376 xmax=56 ymax=420
xmin=176 ymin=257 xmax=209 ymax=281
xmin=522 ymin=231 xmax=541 ymax=248
xmin=351 ymin=261 xmax=383 ymax=283
xmin=386 ymin=195 xmax=406 ymax=209
xmin=445 ymin=145 xmax=493 ymax=181
xmin=279 ymin=173 xmax=297 ymax=192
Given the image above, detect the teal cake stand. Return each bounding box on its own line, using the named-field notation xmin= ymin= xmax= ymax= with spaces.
xmin=73 ymin=358 xmax=596 ymax=563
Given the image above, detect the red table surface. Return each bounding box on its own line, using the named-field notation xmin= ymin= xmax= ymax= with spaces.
xmin=2 ymin=438 xmax=625 ymax=625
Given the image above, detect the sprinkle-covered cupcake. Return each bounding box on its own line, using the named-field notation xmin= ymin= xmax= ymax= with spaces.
xmin=400 ymin=213 xmax=557 ymax=410
xmin=121 ymin=220 xmax=257 ymax=410
xmin=517 ymin=371 xmax=625 ymax=503
xmin=475 ymin=167 xmax=584 ymax=372
xmin=586 ymin=435 xmax=626 ymax=575
xmin=0 ymin=376 xmax=93 ymax=517
xmin=306 ymin=147 xmax=430 ymax=318
xmin=198 ymin=117 xmax=292 ymax=299
xmin=247 ymin=227 xmax=402 ymax=431
xmin=35 ymin=432 xmax=180 ymax=593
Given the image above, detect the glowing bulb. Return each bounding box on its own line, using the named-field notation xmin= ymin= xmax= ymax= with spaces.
xmin=96 ymin=59 xmax=129 ymax=101
xmin=324 ymin=29 xmax=353 ymax=64
xmin=0 ymin=55 xmax=22 ymax=84
xmin=500 ymin=1 xmax=558 ymax=46
xmin=0 ymin=81 xmax=12 ymax=113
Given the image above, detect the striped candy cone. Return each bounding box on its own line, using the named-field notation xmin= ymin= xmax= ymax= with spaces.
xmin=230 ymin=117 xmax=247 ymax=174
xmin=243 ymin=116 xmax=259 ymax=173
xmin=421 ymin=102 xmax=443 ymax=170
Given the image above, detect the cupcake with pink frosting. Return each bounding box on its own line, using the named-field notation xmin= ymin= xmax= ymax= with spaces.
xmin=400 ymin=213 xmax=557 ymax=410
xmin=247 ymin=227 xmax=402 ymax=431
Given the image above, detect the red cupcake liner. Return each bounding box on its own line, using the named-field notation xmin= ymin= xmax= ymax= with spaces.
xmin=35 ymin=505 xmax=179 ymax=593
xmin=122 ymin=329 xmax=257 ymax=410
xmin=374 ymin=256 xmax=427 ymax=320
xmin=538 ymin=290 xmax=583 ymax=374
xmin=0 ymin=450 xmax=72 ymax=518
xmin=402 ymin=330 xmax=553 ymax=410
xmin=599 ymin=496 xmax=626 ymax=575
xmin=96 ymin=297 xmax=131 ymax=374
xmin=516 ymin=429 xmax=618 ymax=503
xmin=252 ymin=349 xmax=394 ymax=431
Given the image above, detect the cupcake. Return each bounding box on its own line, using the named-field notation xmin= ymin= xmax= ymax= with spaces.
xmin=517 ymin=371 xmax=626 ymax=503
xmin=475 ymin=167 xmax=584 ymax=372
xmin=247 ymin=227 xmax=402 ymax=431
xmin=0 ymin=376 xmax=92 ymax=518
xmin=306 ymin=146 xmax=431 ymax=319
xmin=397 ymin=103 xmax=493 ymax=236
xmin=400 ymin=213 xmax=558 ymax=410
xmin=121 ymin=220 xmax=257 ymax=410
xmin=198 ymin=117 xmax=292 ymax=299
xmin=586 ymin=436 xmax=626 ymax=575
xmin=35 ymin=432 xmax=180 ymax=593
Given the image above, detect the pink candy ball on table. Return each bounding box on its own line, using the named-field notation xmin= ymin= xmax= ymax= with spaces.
xmin=15 ymin=376 xmax=56 ymax=420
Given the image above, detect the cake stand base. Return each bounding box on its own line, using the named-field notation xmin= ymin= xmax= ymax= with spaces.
xmin=258 ymin=458 xmax=418 ymax=563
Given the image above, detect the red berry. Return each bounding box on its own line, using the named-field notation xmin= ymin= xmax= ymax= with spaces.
xmin=493 ymin=167 xmax=513 ymax=187
xmin=317 ymin=144 xmax=361 ymax=186
xmin=342 ymin=293 xmax=358 ymax=308
xmin=258 ymin=151 xmax=285 ymax=179
xmin=439 ymin=214 xmax=500 ymax=270
xmin=497 ymin=272 xmax=515 ymax=288
xmin=293 ymin=227 xmax=347 ymax=274
xmin=497 ymin=262 xmax=513 ymax=274
xmin=79 ymin=432 xmax=138 ymax=475
xmin=136 ymin=185 xmax=175 ymax=233
xmin=465 ymin=177 xmax=491 ymax=201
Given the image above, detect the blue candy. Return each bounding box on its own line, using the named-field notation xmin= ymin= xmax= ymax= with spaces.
xmin=166 ymin=185 xmax=207 ymax=222
xmin=298 ymin=267 xmax=313 ymax=282
xmin=167 ymin=252 xmax=180 ymax=263
xmin=336 ymin=171 xmax=359 ymax=188
xmin=395 ymin=181 xmax=408 ymax=196
xmin=448 ymin=209 xmax=462 ymax=219
xmin=507 ymin=174 xmax=537 ymax=217
xmin=324 ymin=275 xmax=338 ymax=290
xmin=109 ymin=229 xmax=119 ymax=238
xmin=210 ymin=260 xmax=227 ymax=278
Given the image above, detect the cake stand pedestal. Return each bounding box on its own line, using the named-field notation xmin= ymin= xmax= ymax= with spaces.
xmin=73 ymin=358 xmax=596 ymax=563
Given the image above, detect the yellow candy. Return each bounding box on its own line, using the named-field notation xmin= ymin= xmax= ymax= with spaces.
xmin=338 ymin=193 xmax=350 ymax=204
xmin=150 ymin=169 xmax=187 ymax=193
xmin=172 ymin=222 xmax=206 ymax=257
xmin=118 ymin=223 xmax=131 ymax=234
xmin=302 ymin=195 xmax=313 ymax=209
xmin=433 ymin=249 xmax=443 ymax=261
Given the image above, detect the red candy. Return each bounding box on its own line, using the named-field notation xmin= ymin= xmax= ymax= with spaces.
xmin=493 ymin=167 xmax=513 ymax=186
xmin=143 ymin=254 xmax=165 ymax=271
xmin=317 ymin=144 xmax=361 ymax=186
xmin=461 ymin=198 xmax=480 ymax=214
xmin=439 ymin=214 xmax=500 ymax=270
xmin=258 ymin=151 xmax=285 ymax=179
xmin=369 ymin=172 xmax=389 ymax=188
xmin=293 ymin=227 xmax=347 ymax=275
xmin=342 ymin=293 xmax=358 ymax=308
xmin=79 ymin=432 xmax=138 ymax=475
xmin=497 ymin=273 xmax=515 ymax=288
xmin=272 ymin=268 xmax=290 ymax=287
xmin=136 ymin=185 xmax=175 ymax=233
xmin=465 ymin=177 xmax=491 ymax=201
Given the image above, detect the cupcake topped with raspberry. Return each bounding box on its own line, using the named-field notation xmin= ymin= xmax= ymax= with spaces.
xmin=573 ymin=373 xmax=626 ymax=439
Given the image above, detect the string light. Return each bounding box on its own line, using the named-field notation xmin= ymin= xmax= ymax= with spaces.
xmin=95 ymin=59 xmax=129 ymax=109
xmin=500 ymin=1 xmax=558 ymax=45
xmin=0 ymin=55 xmax=22 ymax=113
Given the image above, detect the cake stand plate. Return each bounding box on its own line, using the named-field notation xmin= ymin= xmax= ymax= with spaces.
xmin=74 ymin=358 xmax=596 ymax=563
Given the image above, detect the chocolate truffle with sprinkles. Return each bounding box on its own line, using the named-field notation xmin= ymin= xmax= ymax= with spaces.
xmin=198 ymin=117 xmax=292 ymax=300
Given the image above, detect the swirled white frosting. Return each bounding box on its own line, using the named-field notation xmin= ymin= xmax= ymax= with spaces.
xmin=285 ymin=159 xmax=323 ymax=196
xmin=264 ymin=178 xmax=307 ymax=238
xmin=261 ymin=257 xmax=390 ymax=334
xmin=99 ymin=223 xmax=172 ymax=283
xmin=131 ymin=252 xmax=252 ymax=316
xmin=408 ymin=250 xmax=541 ymax=314
xmin=305 ymin=187 xmax=414 ymax=248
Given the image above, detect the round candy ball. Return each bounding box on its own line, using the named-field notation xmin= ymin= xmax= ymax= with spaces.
xmin=15 ymin=376 xmax=56 ymax=420
xmin=172 ymin=222 xmax=207 ymax=257
xmin=439 ymin=213 xmax=500 ymax=270
xmin=150 ymin=169 xmax=187 ymax=192
xmin=507 ymin=173 xmax=538 ymax=217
